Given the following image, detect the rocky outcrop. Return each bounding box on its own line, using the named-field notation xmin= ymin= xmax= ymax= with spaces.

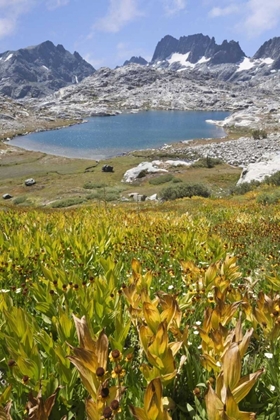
xmin=0 ymin=41 xmax=95 ymax=99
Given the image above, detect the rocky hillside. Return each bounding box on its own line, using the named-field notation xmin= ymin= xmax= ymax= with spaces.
xmin=29 ymin=63 xmax=280 ymax=133
xmin=0 ymin=41 xmax=95 ymax=99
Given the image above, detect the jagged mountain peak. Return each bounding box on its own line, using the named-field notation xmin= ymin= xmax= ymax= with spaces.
xmin=0 ymin=41 xmax=95 ymax=99
xmin=254 ymin=37 xmax=280 ymax=60
xmin=123 ymin=56 xmax=148 ymax=66
xmin=151 ymin=33 xmax=245 ymax=65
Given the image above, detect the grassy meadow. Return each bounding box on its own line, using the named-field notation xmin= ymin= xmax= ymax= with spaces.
xmin=1 ymin=127 xmax=280 ymax=418
xmin=0 ymin=188 xmax=280 ymax=419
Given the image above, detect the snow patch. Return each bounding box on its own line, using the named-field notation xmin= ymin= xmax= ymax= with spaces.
xmin=236 ymin=56 xmax=274 ymax=73
xmin=4 ymin=54 xmax=13 ymax=62
xmin=236 ymin=57 xmax=255 ymax=72
xmin=168 ymin=52 xmax=193 ymax=67
xmin=197 ymin=56 xmax=210 ymax=64
xmin=260 ymin=57 xmax=274 ymax=65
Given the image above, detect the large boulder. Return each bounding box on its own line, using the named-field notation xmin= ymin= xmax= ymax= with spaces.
xmin=123 ymin=162 xmax=168 ymax=183
xmin=2 ymin=193 xmax=12 ymax=199
xmin=237 ymin=153 xmax=280 ymax=184
xmin=25 ymin=178 xmax=36 ymax=186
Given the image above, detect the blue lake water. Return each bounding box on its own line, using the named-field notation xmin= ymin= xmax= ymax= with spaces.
xmin=9 ymin=110 xmax=229 ymax=160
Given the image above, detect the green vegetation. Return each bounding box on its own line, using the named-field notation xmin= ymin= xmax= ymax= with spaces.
xmin=1 ymin=197 xmax=280 ymax=418
xmin=149 ymin=174 xmax=174 ymax=185
xmin=2 ymin=137 xmax=280 ymax=418
xmin=191 ymin=156 xmax=223 ymax=168
xmin=252 ymin=129 xmax=268 ymax=139
xmin=51 ymin=197 xmax=85 ymax=208
xmin=161 ymin=182 xmax=211 ymax=200
xmin=256 ymin=189 xmax=280 ymax=205
xmin=83 ymin=181 xmax=107 ymax=189
xmin=230 ymin=180 xmax=261 ymax=195
xmin=265 ymin=170 xmax=280 ymax=186
xmin=12 ymin=196 xmax=28 ymax=205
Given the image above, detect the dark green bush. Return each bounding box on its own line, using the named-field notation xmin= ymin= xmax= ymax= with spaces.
xmin=252 ymin=129 xmax=267 ymax=139
xmin=160 ymin=183 xmax=211 ymax=201
xmin=149 ymin=174 xmax=174 ymax=185
xmin=172 ymin=178 xmax=183 ymax=183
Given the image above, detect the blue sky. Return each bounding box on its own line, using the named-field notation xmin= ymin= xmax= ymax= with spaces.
xmin=0 ymin=0 xmax=280 ymax=69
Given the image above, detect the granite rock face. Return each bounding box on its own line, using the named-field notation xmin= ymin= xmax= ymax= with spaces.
xmin=151 ymin=33 xmax=245 ymax=65
xmin=254 ymin=37 xmax=280 ymax=70
xmin=0 ymin=41 xmax=95 ymax=99
xmin=254 ymin=37 xmax=280 ymax=60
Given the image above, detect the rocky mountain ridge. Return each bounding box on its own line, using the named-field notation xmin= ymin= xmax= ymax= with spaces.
xmin=125 ymin=34 xmax=280 ymax=82
xmin=0 ymin=40 xmax=95 ymax=99
xmin=1 ymin=35 xmax=280 ymax=101
xmin=151 ymin=34 xmax=245 ymax=65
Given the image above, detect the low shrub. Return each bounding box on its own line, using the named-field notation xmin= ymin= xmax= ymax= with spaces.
xmin=86 ymin=188 xmax=121 ymax=202
xmin=256 ymin=190 xmax=280 ymax=205
xmin=13 ymin=196 xmax=27 ymax=205
xmin=264 ymin=171 xmax=280 ymax=186
xmin=83 ymin=181 xmax=106 ymax=189
xmin=160 ymin=183 xmax=211 ymax=201
xmin=172 ymin=177 xmax=183 ymax=183
xmin=252 ymin=129 xmax=267 ymax=139
xmin=230 ymin=180 xmax=260 ymax=195
xmin=192 ymin=156 xmax=223 ymax=168
xmin=51 ymin=197 xmax=85 ymax=208
xmin=149 ymin=174 xmax=174 ymax=185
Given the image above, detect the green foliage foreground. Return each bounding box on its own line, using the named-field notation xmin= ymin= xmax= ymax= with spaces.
xmin=0 ymin=202 xmax=280 ymax=419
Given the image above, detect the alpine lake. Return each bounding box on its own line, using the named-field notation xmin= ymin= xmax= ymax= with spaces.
xmin=9 ymin=110 xmax=229 ymax=160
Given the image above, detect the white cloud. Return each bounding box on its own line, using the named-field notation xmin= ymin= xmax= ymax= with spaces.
xmin=83 ymin=53 xmax=106 ymax=69
xmin=0 ymin=0 xmax=69 ymax=40
xmin=164 ymin=0 xmax=187 ymax=16
xmin=0 ymin=16 xmax=16 ymax=38
xmin=244 ymin=0 xmax=280 ymax=37
xmin=0 ymin=0 xmax=36 ymax=39
xmin=208 ymin=0 xmax=280 ymax=38
xmin=46 ymin=0 xmax=69 ymax=10
xmin=93 ymin=0 xmax=144 ymax=33
xmin=209 ymin=4 xmax=239 ymax=17
xmin=116 ymin=41 xmax=151 ymax=61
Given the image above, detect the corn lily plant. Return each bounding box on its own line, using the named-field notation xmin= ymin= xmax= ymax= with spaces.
xmin=130 ymin=378 xmax=172 ymax=420
xmin=68 ymin=315 xmax=124 ymax=419
xmin=204 ymin=319 xmax=263 ymax=419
